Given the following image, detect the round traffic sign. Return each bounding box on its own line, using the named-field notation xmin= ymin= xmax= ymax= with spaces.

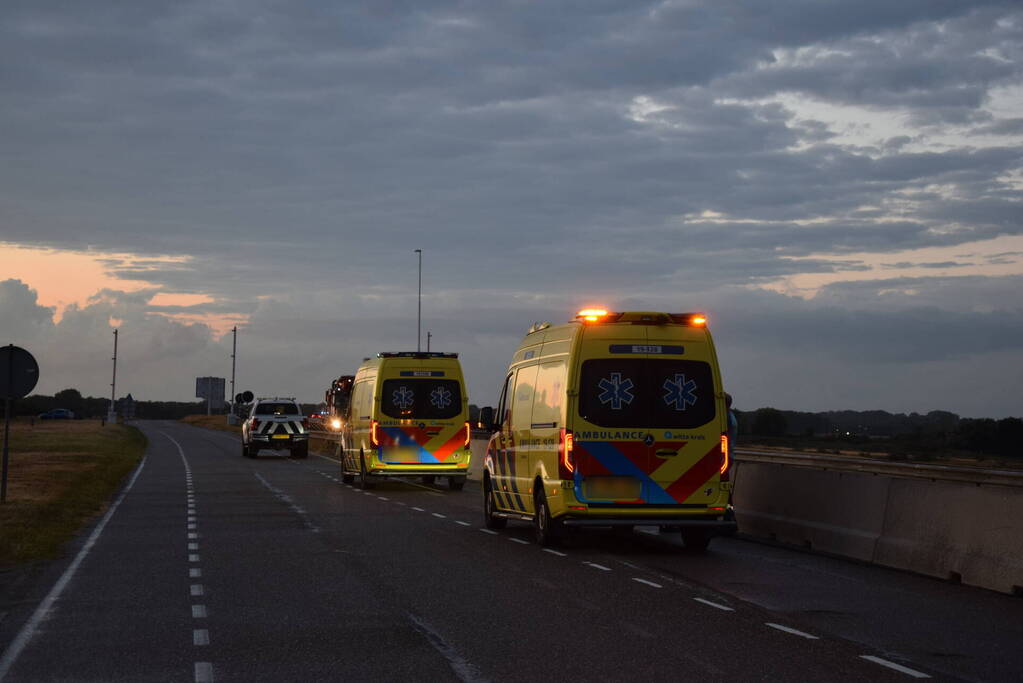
xmin=241 ymin=390 xmax=254 ymax=403
xmin=0 ymin=345 xmax=39 ymax=399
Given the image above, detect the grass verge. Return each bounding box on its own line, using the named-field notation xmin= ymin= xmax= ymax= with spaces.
xmin=0 ymin=418 xmax=146 ymax=569
xmin=180 ymin=414 xmax=241 ymax=434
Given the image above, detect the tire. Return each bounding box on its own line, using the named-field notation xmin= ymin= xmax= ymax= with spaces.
xmin=483 ymin=477 xmax=507 ymax=530
xmin=242 ymin=442 xmax=249 ymax=458
xmin=291 ymin=443 xmax=308 ymax=459
xmin=359 ymin=453 xmax=375 ymax=490
xmin=533 ymin=489 xmax=562 ymax=547
xmin=681 ymin=529 xmax=712 ymax=552
xmin=341 ymin=471 xmax=355 ymax=484
xmin=448 ymin=476 xmax=466 ymax=491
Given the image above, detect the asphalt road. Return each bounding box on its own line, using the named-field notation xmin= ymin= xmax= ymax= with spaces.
xmin=1 ymin=421 xmax=1020 ymax=682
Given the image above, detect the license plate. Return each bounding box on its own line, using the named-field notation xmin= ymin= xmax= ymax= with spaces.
xmin=271 ymin=434 xmax=290 ymax=440
xmin=385 ymin=447 xmax=420 ymax=463
xmin=584 ymin=477 xmax=641 ymax=500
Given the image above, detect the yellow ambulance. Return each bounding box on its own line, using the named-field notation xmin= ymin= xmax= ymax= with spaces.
xmin=341 ymin=352 xmax=471 ymax=490
xmin=479 ymin=310 xmax=736 ymax=549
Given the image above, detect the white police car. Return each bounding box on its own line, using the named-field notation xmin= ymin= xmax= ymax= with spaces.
xmin=241 ymin=397 xmax=309 ymax=459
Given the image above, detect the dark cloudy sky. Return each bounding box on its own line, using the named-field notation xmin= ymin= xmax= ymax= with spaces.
xmin=2 ymin=1 xmax=1021 ymax=418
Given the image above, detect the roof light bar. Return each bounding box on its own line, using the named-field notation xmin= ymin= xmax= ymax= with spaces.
xmin=377 ymin=351 xmax=459 ymax=359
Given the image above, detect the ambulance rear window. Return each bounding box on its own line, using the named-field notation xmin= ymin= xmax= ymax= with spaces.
xmin=381 ymin=379 xmax=462 ymax=419
xmin=579 ymin=359 xmax=715 ymax=429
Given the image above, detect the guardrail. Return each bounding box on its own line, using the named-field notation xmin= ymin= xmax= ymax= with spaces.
xmin=735 ymin=448 xmax=1023 ymax=488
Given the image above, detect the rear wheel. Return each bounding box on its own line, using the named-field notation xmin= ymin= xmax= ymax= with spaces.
xmin=448 ymin=476 xmax=466 ymax=491
xmin=359 ymin=453 xmax=375 ymax=490
xmin=681 ymin=528 xmax=712 ymax=552
xmin=483 ymin=477 xmax=507 ymax=530
xmin=533 ymin=489 xmax=562 ymax=547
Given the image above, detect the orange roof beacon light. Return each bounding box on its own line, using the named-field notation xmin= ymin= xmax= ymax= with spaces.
xmin=577 ymin=308 xmax=609 ymax=322
xmin=691 ymin=315 xmax=707 ymax=326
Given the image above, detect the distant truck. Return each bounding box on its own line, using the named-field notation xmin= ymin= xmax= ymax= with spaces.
xmin=325 ymin=375 xmax=355 ymax=430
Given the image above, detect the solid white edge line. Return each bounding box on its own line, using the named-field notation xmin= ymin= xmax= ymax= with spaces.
xmin=632 ymin=578 xmax=662 ymax=588
xmin=194 ymin=661 xmax=214 ymax=683
xmin=693 ymin=597 xmax=734 ymax=611
xmin=859 ymin=655 xmax=931 ymax=679
xmin=766 ymin=623 xmax=819 ymax=640
xmin=0 ymin=457 xmax=147 ymax=682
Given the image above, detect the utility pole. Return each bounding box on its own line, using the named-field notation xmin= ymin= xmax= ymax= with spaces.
xmin=230 ymin=326 xmax=237 ymax=411
xmin=107 ymin=329 xmax=118 ymax=424
xmin=415 ymin=248 xmax=423 ymax=352
xmin=427 ymin=331 xmax=432 ymax=352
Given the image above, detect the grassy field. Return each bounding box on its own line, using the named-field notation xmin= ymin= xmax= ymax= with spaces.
xmin=0 ymin=418 xmax=146 ymax=569
xmin=180 ymin=414 xmax=241 ymax=434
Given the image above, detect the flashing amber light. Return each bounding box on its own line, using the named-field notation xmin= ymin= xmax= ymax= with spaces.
xmin=577 ymin=308 xmax=609 ymax=322
xmin=720 ymin=434 xmax=730 ymax=475
xmin=692 ymin=315 xmax=707 ymax=326
xmin=463 ymin=422 xmax=471 ymax=448
xmin=559 ymin=428 xmax=575 ymax=477
xmin=371 ymin=420 xmax=380 ymax=447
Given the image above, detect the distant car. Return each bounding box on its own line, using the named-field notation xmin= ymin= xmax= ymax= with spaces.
xmin=39 ymin=408 xmax=75 ymax=420
xmin=241 ymin=397 xmax=309 ymax=459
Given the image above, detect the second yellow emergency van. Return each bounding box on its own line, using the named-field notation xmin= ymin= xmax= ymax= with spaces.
xmin=479 ymin=310 xmax=736 ymax=549
xmin=341 ymin=352 xmax=471 ymax=490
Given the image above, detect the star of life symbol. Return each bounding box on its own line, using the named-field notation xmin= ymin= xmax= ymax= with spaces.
xmin=597 ymin=372 xmax=635 ymax=410
xmin=392 ymin=385 xmax=415 ymax=410
xmin=663 ymin=374 xmax=697 ymax=410
xmin=429 ymin=386 xmax=453 ymax=410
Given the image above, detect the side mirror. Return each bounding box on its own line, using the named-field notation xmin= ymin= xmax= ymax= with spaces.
xmin=479 ymin=406 xmax=495 ymax=432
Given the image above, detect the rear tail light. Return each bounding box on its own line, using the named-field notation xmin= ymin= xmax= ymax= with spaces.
xmin=558 ymin=428 xmax=575 ymax=480
xmin=463 ymin=422 xmax=471 ymax=448
xmin=371 ymin=420 xmax=380 ymax=447
xmin=251 ymin=418 xmax=261 ymax=430
xmin=720 ymin=433 xmax=731 ymax=481
xmin=301 ymin=417 xmax=309 ymax=428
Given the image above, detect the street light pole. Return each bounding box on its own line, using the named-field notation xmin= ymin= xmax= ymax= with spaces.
xmin=108 ymin=329 xmax=118 ymax=424
xmin=415 ymin=249 xmax=422 ymax=352
xmin=230 ymin=326 xmax=237 ymax=409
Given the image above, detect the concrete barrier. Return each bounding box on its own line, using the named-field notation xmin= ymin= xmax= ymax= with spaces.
xmin=732 ymin=458 xmax=1023 ymax=595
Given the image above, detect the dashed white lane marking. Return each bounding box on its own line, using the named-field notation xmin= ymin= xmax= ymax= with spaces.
xmin=193 ymin=629 xmax=210 ymax=646
xmin=188 ymin=523 xmax=197 ymax=530
xmin=585 ymin=562 xmax=612 ymax=571
xmin=189 ymin=568 xmax=202 ymax=578
xmin=188 ymin=532 xmax=198 ymax=539
xmin=190 ymin=584 xmax=204 ymax=597
xmin=766 ymin=623 xmax=819 ymax=640
xmin=509 ymin=538 xmax=530 ymax=545
xmin=0 ymin=458 xmax=146 ymax=683
xmin=254 ymin=472 xmax=321 ymax=533
xmin=189 ymin=554 xmax=200 ymax=563
xmin=412 ymin=507 xmax=425 ymax=512
xmin=543 ymin=548 xmax=567 ymax=557
xmin=859 ymin=656 xmax=931 ymax=679
xmin=188 ymin=542 xmax=199 ymax=551
xmin=378 ymin=496 xmax=389 ymax=501
xmin=632 ymin=578 xmax=663 ymax=588
xmin=395 ymin=501 xmax=407 ymax=506
xmin=694 ymin=597 xmax=734 ymax=611
xmin=432 ymin=513 xmax=447 ymax=519
xmin=407 ymin=613 xmax=485 ymax=683
xmin=480 ymin=529 xmax=498 ymax=535
xmin=194 ymin=662 xmax=214 ymax=683
xmin=455 ymin=521 xmax=471 ymax=526
xmin=192 ymin=605 xmax=207 ymax=618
